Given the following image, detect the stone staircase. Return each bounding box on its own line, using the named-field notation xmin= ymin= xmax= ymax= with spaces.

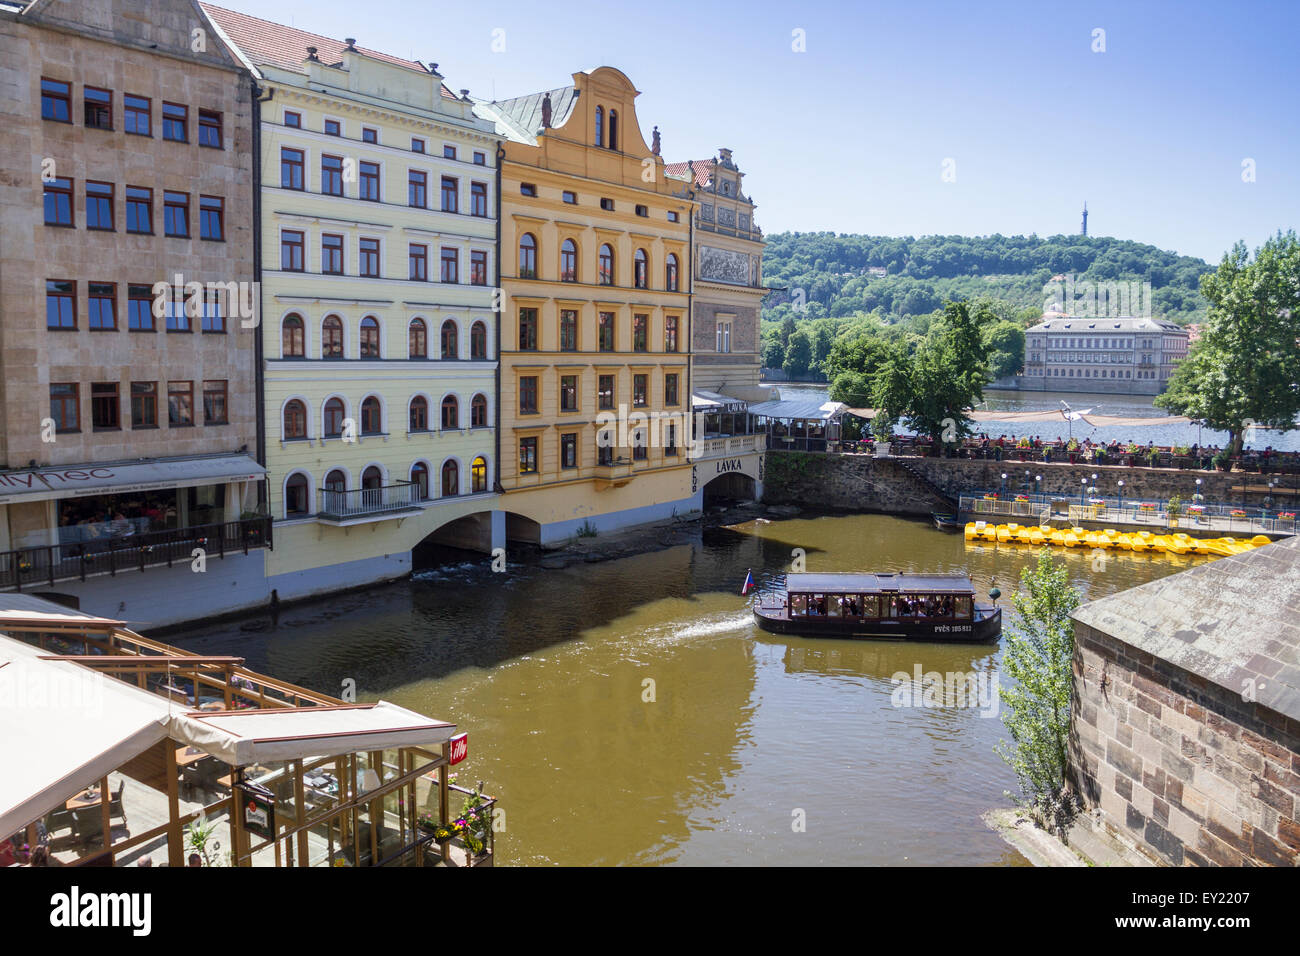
xmin=892 ymin=458 xmax=959 ymax=513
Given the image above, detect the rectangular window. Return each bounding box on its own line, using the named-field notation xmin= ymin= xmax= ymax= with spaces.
xmin=124 ymin=94 xmax=150 ymax=135
xmin=560 ymin=375 xmax=577 ymax=412
xmin=201 ymin=289 xmax=224 ymax=333
xmin=360 ymin=238 xmax=380 ymax=277
xmin=88 ymin=282 xmax=116 ymax=330
xmin=633 ymin=314 xmax=648 ymax=352
xmin=470 ymin=181 xmax=487 ymax=217
xmin=85 ymin=181 xmax=114 ymax=230
xmin=409 ymin=243 xmax=427 ymax=281
xmin=46 ymin=279 xmax=76 ymax=329
xmin=561 ymin=433 xmax=577 ymax=469
xmin=665 ymin=315 xmax=679 ymax=352
xmin=168 ymin=381 xmax=193 ymax=426
xmin=427 ymin=248 xmax=452 ymax=287
xmin=44 ymin=177 xmax=73 ymax=226
xmin=162 ymin=102 xmax=187 ymax=142
xmin=359 ymin=160 xmax=380 ymax=201
xmin=128 ymin=284 xmax=154 ymax=331
xmin=165 ymin=290 xmax=189 ymax=332
xmin=665 ymin=373 xmax=679 ymax=406
xmin=633 ymin=434 xmax=647 ymax=461
xmin=203 ymin=380 xmax=228 ymax=425
xmin=412 ymin=137 xmax=425 ymax=153
xmin=284 ymin=110 xmax=301 ymax=128
xmin=519 ymin=437 xmax=538 ymax=474
xmin=562 ymin=190 xmax=577 ymax=204
xmin=520 ymin=183 xmax=536 ymax=197
xmin=199 ymin=195 xmax=224 ymax=240
xmin=665 ymin=423 xmax=678 ymax=456
xmin=441 ymin=176 xmax=458 ymax=212
xmin=716 ymin=320 xmax=732 ymax=353
xmin=281 ymin=148 xmax=304 ymax=190
xmin=362 ymin=127 xmax=377 ymax=144
xmin=519 ymin=376 xmax=538 ymax=414
xmin=598 ymin=311 xmax=615 ymax=352
xmin=438 ymin=144 xmax=454 ymax=160
xmin=131 ymin=382 xmax=157 ymax=428
xmin=322 ymin=234 xmax=344 ymax=274
xmin=598 ymin=374 xmax=614 ymax=410
xmin=598 ymin=444 xmax=614 ymax=466
xmin=635 ymin=204 xmax=648 ymax=217
xmin=633 ymin=374 xmax=648 ymax=407
xmin=91 ymin=382 xmax=120 ymax=430
xmin=599 ymin=197 xmax=614 ymax=211
xmin=470 ymin=250 xmax=488 ymax=286
xmin=281 ymin=230 xmax=305 ymax=271
xmin=41 ymin=78 xmax=71 ymax=123
xmin=667 ymin=211 xmax=679 ymax=223
xmin=193 ymin=107 xmax=221 ymax=147
xmin=473 ymin=151 xmax=486 ymax=165
xmin=409 ymin=169 xmax=428 ymax=208
xmin=50 ymin=384 xmax=79 ymax=432
xmin=321 ymin=154 xmax=343 ymax=196
xmin=518 ymin=307 xmax=538 ymax=351
xmin=324 ymin=118 xmax=340 ymax=136
xmin=560 ymin=309 xmax=577 ymax=351
xmin=84 ymin=86 xmax=112 ymax=129
xmin=163 ymin=191 xmax=189 ymax=237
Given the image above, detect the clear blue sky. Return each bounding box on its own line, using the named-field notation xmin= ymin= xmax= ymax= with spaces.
xmin=225 ymin=0 xmax=1299 ymax=264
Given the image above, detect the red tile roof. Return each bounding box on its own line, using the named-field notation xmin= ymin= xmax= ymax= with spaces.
xmin=663 ymin=159 xmax=715 ymax=188
xmin=200 ymin=3 xmax=454 ymax=97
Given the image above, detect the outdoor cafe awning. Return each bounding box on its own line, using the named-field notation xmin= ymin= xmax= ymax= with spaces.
xmin=174 ymin=703 xmax=458 ymax=766
xmin=748 ymin=398 xmax=847 ymax=421
xmin=0 ymin=454 xmax=266 ymax=505
xmin=0 ymin=632 xmax=173 ymax=836
xmin=691 ymin=390 xmax=749 ymax=413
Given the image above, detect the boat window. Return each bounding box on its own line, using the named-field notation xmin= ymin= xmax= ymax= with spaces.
xmin=827 ymin=595 xmax=844 ymax=617
xmin=808 ymin=594 xmax=827 ymax=616
xmin=859 ymin=594 xmax=880 ymax=619
xmin=953 ymin=595 xmax=972 ymax=619
xmin=790 ymin=594 xmax=807 ymax=616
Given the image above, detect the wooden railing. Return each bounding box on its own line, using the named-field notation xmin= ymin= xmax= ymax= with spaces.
xmin=0 ymin=516 xmax=271 ymax=592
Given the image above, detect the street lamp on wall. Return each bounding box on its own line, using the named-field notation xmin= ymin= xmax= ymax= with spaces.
xmin=1117 ymin=479 xmax=1125 ymax=511
xmin=1001 ymin=472 xmax=1007 ymax=494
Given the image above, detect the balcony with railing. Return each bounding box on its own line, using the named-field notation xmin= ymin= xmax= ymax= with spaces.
xmin=0 ymin=516 xmax=272 ymax=592
xmin=693 ymin=433 xmax=766 ymax=460
xmin=318 ymin=481 xmax=422 ymax=524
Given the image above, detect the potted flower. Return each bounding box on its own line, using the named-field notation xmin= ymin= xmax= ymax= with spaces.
xmin=1230 ymin=509 xmax=1246 ymax=517
xmin=1167 ymin=495 xmax=1182 ymax=528
xmin=1214 ymin=451 xmax=1232 ymax=472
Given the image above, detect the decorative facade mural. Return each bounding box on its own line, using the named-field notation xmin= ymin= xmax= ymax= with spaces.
xmin=699 ymin=245 xmax=752 ymax=285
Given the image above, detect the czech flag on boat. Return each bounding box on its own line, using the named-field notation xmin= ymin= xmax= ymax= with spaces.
xmin=741 ymin=569 xmax=755 ymax=595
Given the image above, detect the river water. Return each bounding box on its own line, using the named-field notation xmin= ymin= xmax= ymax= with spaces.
xmin=776 ymin=384 xmax=1300 ymax=452
xmin=166 ymin=512 xmax=1206 ymax=866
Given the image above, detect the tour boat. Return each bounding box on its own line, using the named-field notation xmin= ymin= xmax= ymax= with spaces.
xmin=753 ymin=572 xmax=1002 ymax=643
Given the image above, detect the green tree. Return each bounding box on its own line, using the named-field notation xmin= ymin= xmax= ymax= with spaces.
xmin=873 ymin=300 xmax=990 ymax=453
xmin=829 ymin=370 xmax=873 ymax=407
xmin=983 ymin=320 xmax=1026 ymax=379
xmin=1155 ymin=232 xmax=1300 ymax=455
xmin=995 ymin=549 xmax=1082 ymax=823
xmin=761 ymin=334 xmax=785 ymax=371
xmin=782 ymin=327 xmax=813 ymax=378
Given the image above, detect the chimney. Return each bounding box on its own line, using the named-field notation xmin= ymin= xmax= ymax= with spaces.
xmin=460 ymin=89 xmax=470 ymax=99
xmin=344 ymin=38 xmax=357 ymax=51
xmin=305 ymin=46 xmax=319 ymax=61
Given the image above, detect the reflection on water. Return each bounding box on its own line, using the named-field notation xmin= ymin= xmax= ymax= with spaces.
xmin=168 ymin=512 xmax=1201 ymax=866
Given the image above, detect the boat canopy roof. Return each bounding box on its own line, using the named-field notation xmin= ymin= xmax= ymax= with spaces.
xmin=784 ymin=572 xmax=975 ymax=594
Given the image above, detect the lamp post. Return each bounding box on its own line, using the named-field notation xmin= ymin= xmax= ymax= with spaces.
xmin=1117 ymin=479 xmax=1125 ymax=513
xmin=1080 ymin=477 xmax=1087 ymax=506
xmin=1001 ymin=472 xmax=1007 ymax=495
xmin=1035 ymin=474 xmax=1042 ymax=499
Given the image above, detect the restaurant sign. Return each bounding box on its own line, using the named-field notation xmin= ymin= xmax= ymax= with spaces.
xmin=237 ymin=781 xmax=276 ymax=840
xmin=448 ymin=733 xmax=468 ymax=765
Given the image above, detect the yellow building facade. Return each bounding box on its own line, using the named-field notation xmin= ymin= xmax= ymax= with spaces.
xmin=473 ymin=69 xmax=698 ymax=546
xmin=206 ymin=9 xmax=505 ymax=598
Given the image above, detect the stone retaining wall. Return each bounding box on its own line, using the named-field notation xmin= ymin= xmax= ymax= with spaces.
xmin=1069 ymin=620 xmax=1300 ymax=866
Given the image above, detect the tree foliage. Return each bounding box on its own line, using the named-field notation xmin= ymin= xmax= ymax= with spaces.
xmin=995 ymin=549 xmax=1082 ymax=819
xmin=1155 ymin=232 xmax=1300 ymax=455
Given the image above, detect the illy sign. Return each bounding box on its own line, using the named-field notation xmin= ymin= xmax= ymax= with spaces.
xmin=448 ymin=733 xmax=468 ymax=765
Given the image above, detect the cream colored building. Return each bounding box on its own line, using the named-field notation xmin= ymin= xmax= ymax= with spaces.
xmin=205 ymin=7 xmax=504 ymax=599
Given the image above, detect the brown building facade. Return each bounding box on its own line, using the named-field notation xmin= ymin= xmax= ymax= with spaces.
xmin=0 ymin=0 xmax=262 ymax=615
